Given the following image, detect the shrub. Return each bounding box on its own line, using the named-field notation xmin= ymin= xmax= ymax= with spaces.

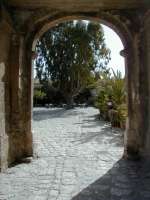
xmin=33 ymin=89 xmax=46 ymax=106
xmin=95 ymin=70 xmax=127 ymax=128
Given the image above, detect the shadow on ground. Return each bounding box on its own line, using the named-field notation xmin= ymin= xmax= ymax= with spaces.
xmin=73 ymin=115 xmax=123 ymax=147
xmin=71 ymin=158 xmax=150 ymax=200
xmin=73 ymin=129 xmax=123 ymax=148
xmin=33 ymin=107 xmax=86 ymax=121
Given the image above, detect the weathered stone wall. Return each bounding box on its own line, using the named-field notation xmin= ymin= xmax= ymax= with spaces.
xmin=8 ymin=33 xmax=33 ymax=165
xmin=141 ymin=11 xmax=150 ymax=156
xmin=147 ymin=13 xmax=150 ymax=154
xmin=123 ymin=10 xmax=150 ymax=159
xmin=0 ymin=8 xmax=12 ymax=171
xmin=17 ymin=35 xmax=33 ymax=161
xmin=0 ymin=7 xmax=33 ymax=171
xmin=124 ymin=35 xmax=141 ymax=159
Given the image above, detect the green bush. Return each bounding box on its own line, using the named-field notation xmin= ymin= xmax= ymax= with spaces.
xmin=33 ymin=89 xmax=46 ymax=106
xmin=116 ymin=103 xmax=127 ymax=128
xmin=95 ymin=70 xmax=127 ymax=128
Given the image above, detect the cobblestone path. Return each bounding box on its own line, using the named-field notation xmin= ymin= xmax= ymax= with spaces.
xmin=0 ymin=107 xmax=150 ymax=200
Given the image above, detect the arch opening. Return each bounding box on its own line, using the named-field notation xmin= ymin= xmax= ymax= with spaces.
xmin=20 ymin=11 xmax=141 ymax=174
xmin=32 ymin=15 xmax=128 ymax=52
xmin=30 ymin=19 xmax=127 ymax=197
xmin=31 ymin=17 xmax=126 ymax=162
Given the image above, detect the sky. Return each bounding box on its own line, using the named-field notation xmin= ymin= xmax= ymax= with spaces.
xmin=102 ymin=24 xmax=125 ymax=77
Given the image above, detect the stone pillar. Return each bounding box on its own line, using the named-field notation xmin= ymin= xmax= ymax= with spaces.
xmin=123 ymin=12 xmax=150 ymax=159
xmin=147 ymin=15 xmax=150 ymax=157
xmin=139 ymin=11 xmax=150 ymax=157
xmin=19 ymin=36 xmax=33 ymax=159
xmin=123 ymin=34 xmax=142 ymax=159
xmin=0 ymin=80 xmax=8 ymax=171
xmin=8 ymin=33 xmax=33 ymax=164
xmin=8 ymin=33 xmax=24 ymax=163
xmin=0 ymin=12 xmax=12 ymax=171
xmin=31 ymin=51 xmax=37 ymax=122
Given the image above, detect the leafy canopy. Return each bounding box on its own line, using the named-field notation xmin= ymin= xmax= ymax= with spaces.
xmin=35 ymin=20 xmax=111 ymax=101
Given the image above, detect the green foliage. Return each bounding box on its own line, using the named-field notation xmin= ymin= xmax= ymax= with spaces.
xmin=34 ymin=90 xmax=46 ymax=99
xmin=117 ymin=103 xmax=127 ymax=123
xmin=34 ymin=89 xmax=46 ymax=106
xmin=95 ymin=69 xmax=127 ymax=128
xmin=35 ymin=20 xmax=111 ymax=105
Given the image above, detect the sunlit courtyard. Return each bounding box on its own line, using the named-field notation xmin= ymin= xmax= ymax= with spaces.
xmin=0 ymin=107 xmax=150 ymax=200
xmin=0 ymin=107 xmax=124 ymax=200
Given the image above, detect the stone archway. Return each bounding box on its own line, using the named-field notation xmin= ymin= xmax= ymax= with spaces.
xmin=0 ymin=3 xmax=150 ymax=170
xmin=24 ymin=12 xmax=138 ymax=160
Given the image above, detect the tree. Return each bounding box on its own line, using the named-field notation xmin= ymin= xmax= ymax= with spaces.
xmin=35 ymin=20 xmax=111 ymax=106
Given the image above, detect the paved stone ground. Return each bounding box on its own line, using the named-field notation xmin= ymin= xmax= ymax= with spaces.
xmin=0 ymin=107 xmax=150 ymax=200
